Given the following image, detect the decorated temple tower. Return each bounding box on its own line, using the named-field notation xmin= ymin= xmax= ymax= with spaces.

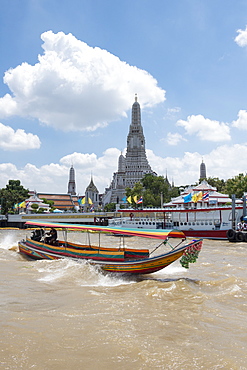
xmin=102 ymin=95 xmax=156 ymax=205
xmin=67 ymin=165 xmax=76 ymax=195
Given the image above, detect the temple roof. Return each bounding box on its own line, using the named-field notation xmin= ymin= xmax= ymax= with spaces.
xmin=86 ymin=177 xmax=98 ymax=193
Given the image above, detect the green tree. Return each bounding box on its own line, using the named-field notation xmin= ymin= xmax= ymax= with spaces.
xmin=168 ymin=186 xmax=180 ymax=199
xmin=0 ymin=180 xmax=29 ymax=214
xmin=205 ymin=177 xmax=226 ymax=193
xmin=31 ymin=203 xmax=39 ymax=212
xmin=225 ymin=173 xmax=247 ymax=198
xmin=125 ymin=182 xmax=144 ymax=208
xmin=124 ymin=175 xmax=179 ymax=208
xmin=41 ymin=198 xmax=54 ymax=208
xmin=141 ymin=174 xmax=172 ymax=206
xmin=104 ymin=203 xmax=116 ymax=212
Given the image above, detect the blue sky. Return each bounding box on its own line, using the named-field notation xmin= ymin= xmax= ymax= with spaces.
xmin=1 ymin=0 xmax=247 ymax=195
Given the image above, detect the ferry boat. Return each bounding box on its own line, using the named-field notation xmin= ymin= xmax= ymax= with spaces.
xmin=109 ymin=181 xmax=245 ymax=240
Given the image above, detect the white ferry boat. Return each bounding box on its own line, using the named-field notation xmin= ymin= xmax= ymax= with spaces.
xmin=109 ymin=181 xmax=245 ymax=240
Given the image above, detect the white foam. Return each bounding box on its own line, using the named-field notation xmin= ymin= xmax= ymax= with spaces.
xmin=0 ymin=232 xmax=20 ymax=250
xmin=36 ymin=258 xmax=136 ymax=287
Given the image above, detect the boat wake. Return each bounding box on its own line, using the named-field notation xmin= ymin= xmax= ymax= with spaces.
xmin=35 ymin=258 xmax=137 ymax=287
xmin=0 ymin=233 xmax=20 ymax=251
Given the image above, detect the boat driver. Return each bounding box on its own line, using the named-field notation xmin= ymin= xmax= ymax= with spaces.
xmin=45 ymin=228 xmax=57 ymax=245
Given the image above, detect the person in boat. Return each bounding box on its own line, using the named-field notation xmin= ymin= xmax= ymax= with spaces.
xmin=31 ymin=228 xmax=44 ymax=242
xmin=45 ymin=228 xmax=57 ymax=245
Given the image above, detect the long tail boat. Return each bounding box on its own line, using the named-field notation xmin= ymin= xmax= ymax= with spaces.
xmin=18 ymin=220 xmax=203 ymax=274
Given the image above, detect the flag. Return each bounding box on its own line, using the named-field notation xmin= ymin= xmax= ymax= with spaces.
xmin=202 ymin=192 xmax=209 ymax=200
xmin=133 ymin=195 xmax=138 ymax=204
xmin=78 ymin=197 xmax=85 ymax=205
xmin=90 ymin=204 xmax=94 ymax=212
xmin=127 ymin=196 xmax=132 ymax=203
xmin=183 ymin=193 xmax=192 ymax=203
xmin=192 ymin=193 xmax=198 ymax=203
xmin=192 ymin=192 xmax=202 ymax=203
xmin=88 ymin=197 xmax=93 ymax=205
xmin=122 ymin=196 xmax=127 ymax=203
xmin=197 ymin=191 xmax=203 ymax=201
xmin=19 ymin=201 xmax=26 ymax=208
xmin=137 ymin=196 xmax=143 ymax=204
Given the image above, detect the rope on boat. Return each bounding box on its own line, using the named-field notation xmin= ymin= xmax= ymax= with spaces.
xmin=150 ymin=237 xmax=186 ymax=255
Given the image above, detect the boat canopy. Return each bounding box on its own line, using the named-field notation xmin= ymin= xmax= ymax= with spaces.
xmin=25 ymin=220 xmax=185 ymax=240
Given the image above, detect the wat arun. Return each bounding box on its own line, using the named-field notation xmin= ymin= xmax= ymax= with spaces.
xmin=103 ymin=95 xmax=156 ymax=205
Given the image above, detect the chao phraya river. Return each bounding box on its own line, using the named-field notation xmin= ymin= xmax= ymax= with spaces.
xmin=0 ymin=229 xmax=247 ymax=369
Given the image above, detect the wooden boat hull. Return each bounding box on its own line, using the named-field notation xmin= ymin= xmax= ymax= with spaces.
xmin=93 ymin=248 xmax=187 ymax=274
xmin=18 ymin=238 xmax=203 ymax=275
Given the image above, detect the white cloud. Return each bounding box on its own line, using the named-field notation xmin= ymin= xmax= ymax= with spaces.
xmin=203 ymin=144 xmax=247 ymax=179
xmin=60 ymin=148 xmax=120 ymax=175
xmin=232 ymin=110 xmax=247 ymax=130
xmin=0 ymin=149 xmax=121 ymax=194
xmin=166 ymin=132 xmax=187 ymax=146
xmin=1 ymin=144 xmax=247 ymax=194
xmin=235 ymin=26 xmax=247 ymax=47
xmin=147 ymin=143 xmax=247 ymax=186
xmin=0 ymin=31 xmax=165 ymax=132
xmin=166 ymin=107 xmax=181 ymax=120
xmin=177 ymin=114 xmax=231 ymax=142
xmin=0 ymin=122 xmax=41 ymax=151
xmin=168 ymin=107 xmax=181 ymax=114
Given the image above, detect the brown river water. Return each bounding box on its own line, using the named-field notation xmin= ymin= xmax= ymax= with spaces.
xmin=0 ymin=229 xmax=247 ymax=370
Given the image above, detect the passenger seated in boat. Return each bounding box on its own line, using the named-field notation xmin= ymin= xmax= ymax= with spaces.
xmin=31 ymin=228 xmax=44 ymax=242
xmin=45 ymin=228 xmax=57 ymax=245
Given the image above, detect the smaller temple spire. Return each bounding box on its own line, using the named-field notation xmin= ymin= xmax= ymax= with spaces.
xmin=200 ymin=158 xmax=207 ymax=180
xmin=68 ymin=165 xmax=76 ymax=195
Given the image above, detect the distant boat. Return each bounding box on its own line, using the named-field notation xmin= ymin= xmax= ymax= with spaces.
xmin=108 ymin=208 xmax=232 ymax=240
xmin=18 ymin=220 xmax=203 ymax=274
xmin=109 ymin=180 xmax=243 ymax=240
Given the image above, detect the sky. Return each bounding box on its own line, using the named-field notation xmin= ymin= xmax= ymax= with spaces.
xmin=1 ymin=0 xmax=247 ymax=196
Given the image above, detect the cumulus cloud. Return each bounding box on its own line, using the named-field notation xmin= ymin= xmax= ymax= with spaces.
xmin=0 ymin=122 xmax=41 ymax=151
xmin=0 ymin=148 xmax=121 ymax=194
xmin=235 ymin=26 xmax=247 ymax=47
xmin=166 ymin=132 xmax=187 ymax=146
xmin=232 ymin=110 xmax=247 ymax=130
xmin=1 ymin=143 xmax=247 ymax=193
xmin=147 ymin=143 xmax=247 ymax=186
xmin=60 ymin=148 xmax=120 ymax=171
xmin=177 ymin=114 xmax=231 ymax=142
xmin=0 ymin=31 xmax=165 ymax=132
